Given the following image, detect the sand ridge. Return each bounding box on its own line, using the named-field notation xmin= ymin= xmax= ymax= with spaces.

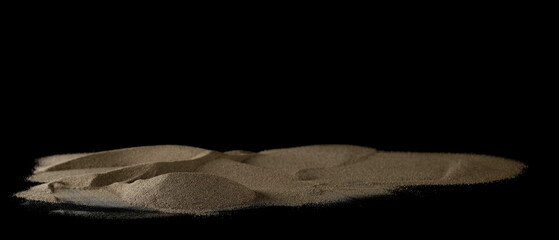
xmin=15 ymin=144 xmax=526 ymax=216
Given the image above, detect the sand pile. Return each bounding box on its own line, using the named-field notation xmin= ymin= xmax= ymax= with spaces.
xmin=15 ymin=145 xmax=526 ymax=216
xmin=116 ymin=173 xmax=257 ymax=211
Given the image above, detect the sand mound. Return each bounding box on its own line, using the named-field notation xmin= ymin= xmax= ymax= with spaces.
xmin=116 ymin=173 xmax=257 ymax=212
xmin=44 ymin=145 xmax=209 ymax=171
xmin=246 ymin=145 xmax=377 ymax=174
xmin=15 ymin=144 xmax=526 ymax=217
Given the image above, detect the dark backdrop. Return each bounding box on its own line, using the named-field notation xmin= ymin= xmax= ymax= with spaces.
xmin=4 ymin=80 xmax=548 ymax=238
xmin=3 ymin=4 xmax=551 ymax=238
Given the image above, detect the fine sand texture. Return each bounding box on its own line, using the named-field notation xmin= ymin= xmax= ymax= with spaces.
xmin=15 ymin=145 xmax=526 ymax=216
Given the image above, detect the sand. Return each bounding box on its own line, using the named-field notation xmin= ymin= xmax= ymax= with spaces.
xmin=15 ymin=145 xmax=526 ymax=216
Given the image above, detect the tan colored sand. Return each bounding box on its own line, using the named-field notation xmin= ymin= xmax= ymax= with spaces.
xmin=114 ymin=172 xmax=257 ymax=212
xmin=43 ymin=145 xmax=209 ymax=171
xmin=15 ymin=145 xmax=526 ymax=215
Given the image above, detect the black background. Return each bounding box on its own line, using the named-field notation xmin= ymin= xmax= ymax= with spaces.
xmin=3 ymin=3 xmax=552 ymax=238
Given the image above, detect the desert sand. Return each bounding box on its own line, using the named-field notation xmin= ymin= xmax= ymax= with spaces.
xmin=15 ymin=145 xmax=526 ymax=216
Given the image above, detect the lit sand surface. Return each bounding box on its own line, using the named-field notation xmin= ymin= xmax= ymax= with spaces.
xmin=15 ymin=145 xmax=526 ymax=216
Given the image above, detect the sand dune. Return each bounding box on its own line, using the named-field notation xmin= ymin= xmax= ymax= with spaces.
xmin=43 ymin=145 xmax=209 ymax=171
xmin=15 ymin=145 xmax=526 ymax=216
xmin=115 ymin=173 xmax=257 ymax=212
